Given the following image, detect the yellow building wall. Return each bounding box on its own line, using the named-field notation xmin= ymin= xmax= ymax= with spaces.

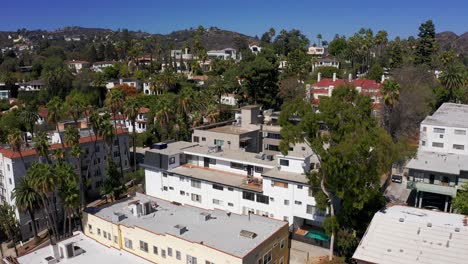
xmin=243 ymin=223 xmax=290 ymax=264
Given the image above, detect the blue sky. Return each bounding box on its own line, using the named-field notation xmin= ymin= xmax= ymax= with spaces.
xmin=2 ymin=0 xmax=467 ymax=42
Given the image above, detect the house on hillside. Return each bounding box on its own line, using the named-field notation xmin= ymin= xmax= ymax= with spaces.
xmin=207 ymin=48 xmax=237 ymax=60
xmin=18 ymin=79 xmax=45 ymax=92
xmin=125 ymin=107 xmax=150 ymax=133
xmin=67 ymin=60 xmax=90 ymax=73
xmin=249 ymin=44 xmax=262 ymax=54
xmin=312 ymin=57 xmax=339 ymax=71
xmin=106 ymin=78 xmax=142 ymax=91
xmin=91 ymin=61 xmax=117 ymax=72
xmin=307 ymin=46 xmax=325 ymax=56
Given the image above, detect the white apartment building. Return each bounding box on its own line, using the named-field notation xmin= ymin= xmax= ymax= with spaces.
xmin=207 ymin=48 xmax=237 ymax=60
xmin=67 ymin=60 xmax=90 ymax=73
xmin=0 ymin=129 xmax=131 ymax=240
xmin=407 ymin=103 xmax=468 ymax=212
xmin=125 ymin=107 xmax=149 ymax=133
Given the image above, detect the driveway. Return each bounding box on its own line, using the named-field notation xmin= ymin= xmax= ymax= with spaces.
xmin=290 ymin=240 xmax=329 ymax=264
xmin=384 ymin=175 xmax=411 ymax=204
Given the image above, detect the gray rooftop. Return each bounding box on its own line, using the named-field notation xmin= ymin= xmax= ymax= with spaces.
xmin=407 ymin=151 xmax=468 ymax=175
xmin=206 ymin=125 xmax=256 ymax=135
xmin=353 ymin=205 xmax=468 ymax=264
xmin=88 ymin=193 xmax=286 ymax=257
xmin=421 ymin=103 xmax=468 ymax=128
xmin=17 ymin=232 xmax=151 ymax=264
xmin=145 ymin=141 xmax=198 ymax=156
xmin=183 ymin=145 xmax=277 ymax=167
xmin=262 ymin=168 xmax=309 ymax=184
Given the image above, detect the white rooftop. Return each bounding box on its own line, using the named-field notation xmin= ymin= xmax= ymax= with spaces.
xmin=407 ymin=151 xmax=468 ymax=175
xmin=353 ymin=205 xmax=468 ymax=264
xmin=17 ymin=232 xmax=151 ymax=264
xmin=87 ymin=193 xmax=286 ymax=257
xmin=422 ymin=103 xmax=468 ymax=128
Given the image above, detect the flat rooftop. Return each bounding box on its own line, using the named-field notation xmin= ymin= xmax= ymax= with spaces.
xmin=205 ymin=124 xmax=256 ymax=135
xmin=87 ymin=193 xmax=286 ymax=258
xmin=262 ymin=168 xmax=309 ymax=184
xmin=17 ymin=232 xmax=151 ymax=264
xmin=171 ymin=164 xmax=262 ymax=192
xmin=353 ymin=205 xmax=468 ymax=264
xmin=406 ymin=151 xmax=468 ymax=175
xmin=145 ymin=141 xmax=198 ymax=156
xmin=422 ymin=103 xmax=468 ymax=128
xmin=183 ymin=145 xmax=276 ymax=167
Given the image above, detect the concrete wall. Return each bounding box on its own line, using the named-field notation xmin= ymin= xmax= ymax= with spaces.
xmin=420 ymin=124 xmax=468 ymax=155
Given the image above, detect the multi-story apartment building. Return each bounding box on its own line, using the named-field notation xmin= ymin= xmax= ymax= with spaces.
xmin=0 ymin=129 xmax=131 ymax=239
xmin=143 ymin=106 xmax=324 ymax=229
xmin=83 ymin=192 xmax=289 ymax=264
xmin=407 ymin=103 xmax=468 ymax=212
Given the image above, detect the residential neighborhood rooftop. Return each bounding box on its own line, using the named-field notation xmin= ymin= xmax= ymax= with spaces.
xmin=262 ymin=168 xmax=309 ymax=184
xmin=421 ymin=103 xmax=468 ymax=128
xmin=17 ymin=232 xmax=152 ymax=264
xmin=145 ymin=141 xmax=198 ymax=156
xmin=86 ymin=192 xmax=287 ymax=257
xmin=206 ymin=124 xmax=256 ymax=135
xmin=407 ymin=150 xmax=468 ymax=175
xmin=352 ymin=205 xmax=468 ymax=264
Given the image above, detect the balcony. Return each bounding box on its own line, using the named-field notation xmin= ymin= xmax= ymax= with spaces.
xmin=407 ymin=181 xmax=457 ymax=197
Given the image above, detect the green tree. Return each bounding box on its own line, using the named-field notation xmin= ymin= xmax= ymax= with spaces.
xmin=367 ymin=64 xmax=384 ymax=82
xmin=124 ymin=97 xmax=141 ymax=172
xmin=452 ymin=182 xmax=468 ymax=214
xmin=440 ymin=63 xmax=465 ymax=102
xmin=47 ymin=97 xmax=66 ymax=150
xmin=7 ymin=129 xmax=26 ymax=166
xmin=415 ymin=20 xmax=436 ymax=66
xmin=12 ymin=177 xmax=41 ymax=239
xmin=34 ymin=132 xmax=51 ymax=163
xmin=0 ymin=203 xmax=21 ymax=252
xmin=55 ymin=162 xmax=80 ymax=236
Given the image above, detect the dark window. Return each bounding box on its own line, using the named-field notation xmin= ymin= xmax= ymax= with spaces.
xmin=212 ymin=184 xmax=224 ymax=190
xmin=169 ymin=157 xmax=176 ymax=164
xmin=228 ymin=187 xmax=234 ymax=191
xmin=209 ymin=158 xmax=216 ymax=165
xmin=280 ymin=159 xmax=289 ymax=166
xmin=255 ymin=166 xmax=263 ymax=173
xmin=242 ymin=191 xmax=255 ymax=201
xmin=256 ymin=194 xmax=269 ymax=204
xmin=202 ymin=137 xmax=206 ymax=141
xmin=230 ymin=162 xmax=244 ymax=170
xmin=193 ymin=136 xmax=200 ymax=142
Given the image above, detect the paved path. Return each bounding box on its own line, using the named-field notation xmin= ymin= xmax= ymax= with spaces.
xmin=384 ymin=176 xmax=411 ymax=204
xmin=290 ymin=240 xmax=329 ymax=264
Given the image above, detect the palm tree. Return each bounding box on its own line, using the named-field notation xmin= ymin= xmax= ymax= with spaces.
xmin=19 ymin=106 xmax=39 ymax=141
xmin=123 ymin=97 xmax=140 ymax=172
xmin=65 ymin=94 xmax=85 ymax=124
xmin=105 ymin=88 xmax=125 ymax=178
xmin=27 ymin=162 xmax=59 ymax=242
xmin=11 ymin=177 xmax=41 ymax=240
xmin=47 ymin=97 xmax=66 ymax=150
xmin=7 ymin=129 xmax=25 ymax=167
xmin=55 ymin=163 xmax=79 ymax=237
xmin=382 ymin=80 xmax=400 ymax=108
xmin=34 ymin=132 xmax=50 ymax=163
xmin=148 ymin=74 xmax=161 ymax=95
xmin=64 ymin=126 xmax=85 ymax=207
xmin=440 ymin=64 xmax=465 ymax=102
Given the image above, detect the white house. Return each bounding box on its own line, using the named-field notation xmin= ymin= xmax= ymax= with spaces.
xmin=0 ymin=82 xmax=11 ymax=99
xmin=125 ymin=107 xmax=149 ymax=133
xmin=249 ymin=44 xmax=262 ymax=54
xmin=105 ymin=78 xmax=142 ymax=91
xmin=220 ymin=93 xmax=238 ymax=106
xmin=91 ymin=61 xmax=117 ymax=72
xmin=18 ymin=79 xmax=45 ymax=92
xmin=207 ymin=48 xmax=237 ymax=60
xmin=307 ymin=46 xmax=324 ymax=56
xmin=406 ymin=103 xmax=468 ymax=212
xmin=312 ymin=58 xmax=339 ymax=71
xmin=67 ymin=60 xmax=90 ymax=73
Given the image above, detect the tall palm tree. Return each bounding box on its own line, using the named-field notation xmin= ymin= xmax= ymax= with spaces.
xmin=64 ymin=126 xmax=85 ymax=207
xmin=19 ymin=106 xmax=39 ymax=141
xmin=55 ymin=163 xmax=79 ymax=237
xmin=11 ymin=177 xmax=41 ymax=239
xmin=105 ymin=88 xmax=125 ymax=178
xmin=34 ymin=132 xmax=50 ymax=163
xmin=27 ymin=162 xmax=59 ymax=242
xmin=47 ymin=97 xmax=66 ymax=151
xmin=7 ymin=129 xmax=25 ymax=167
xmin=382 ymin=80 xmax=400 ymax=109
xmin=123 ymin=97 xmax=140 ymax=172
xmin=65 ymin=94 xmax=85 ymax=125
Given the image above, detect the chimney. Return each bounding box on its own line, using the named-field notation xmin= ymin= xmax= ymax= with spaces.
xmin=328 ymin=87 xmax=334 ymax=97
xmin=119 ymin=79 xmax=123 ymax=85
xmin=381 ymin=75 xmax=385 ymax=84
xmin=50 ymin=244 xmax=60 ymax=259
xmin=317 ymin=72 xmax=321 ymax=82
xmin=333 ymin=72 xmax=337 ymax=82
xmin=348 ymin=73 xmax=352 ymax=82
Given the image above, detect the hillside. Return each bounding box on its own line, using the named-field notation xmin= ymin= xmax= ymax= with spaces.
xmin=436 ymin=31 xmax=468 ymax=56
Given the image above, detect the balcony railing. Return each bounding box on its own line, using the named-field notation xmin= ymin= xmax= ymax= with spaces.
xmin=407 ymin=181 xmax=457 ymax=197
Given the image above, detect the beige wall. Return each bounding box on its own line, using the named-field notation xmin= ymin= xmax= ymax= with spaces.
xmin=243 ymin=223 xmax=290 ymax=264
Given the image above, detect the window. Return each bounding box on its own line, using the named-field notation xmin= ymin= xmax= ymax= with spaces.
xmin=191 ymin=179 xmax=201 ymax=188
xmin=179 ymin=176 xmax=185 ymax=181
xmin=295 ymin=201 xmax=302 ymax=205
xmin=167 ymin=247 xmax=173 ymax=257
xmin=103 ymin=231 xmax=107 ymax=239
xmin=422 ymin=126 xmax=427 ymax=132
xmin=163 ymin=186 xmax=168 ymax=191
xmin=212 ymin=184 xmax=223 ymax=190
xmin=206 ymin=261 xmax=215 ymax=264
xmin=255 ymin=166 xmax=264 ymax=173
xmin=191 ymin=193 xmax=202 ymax=203
xmin=432 ymin=142 xmax=444 ymax=148
xmin=256 ymin=194 xmax=269 ymax=204
xmin=242 ymin=191 xmax=255 ymax=201
xmin=209 ymin=158 xmax=216 ymax=165
xmin=308 ymin=188 xmax=313 ymax=197
xmin=169 ymin=157 xmax=176 ymax=164
xmin=169 ymin=186 xmax=174 ymax=190
xmin=153 ymin=246 xmax=158 ymax=255
xmin=297 ymin=185 xmax=303 ymax=189
xmin=422 ymin=140 xmax=426 ymax=146
xmin=212 ymin=199 xmax=223 ymax=205
xmin=202 ymin=137 xmax=206 ymax=141
xmin=453 ymin=144 xmax=465 ymax=150
xmin=273 ymin=181 xmax=288 ymax=188
xmin=266 ymin=144 xmax=280 ymax=151
xmin=163 ymin=173 xmax=168 ymax=177
xmin=279 ymin=159 xmax=289 ymax=166
xmin=176 ymin=250 xmax=181 ymax=260
xmin=97 ymin=228 xmax=101 ymax=236
xmin=263 ymin=250 xmax=272 ymax=264
xmin=180 ymin=190 xmax=185 ymax=195
xmin=214 ymin=139 xmax=224 ymax=146
xmin=7 ymin=164 xmax=10 ymax=171
xmin=284 ymin=200 xmax=289 ymax=205
xmin=228 ymin=187 xmax=234 ymax=191
xmin=228 ymin=202 xmax=234 ymax=207
xmin=187 ymin=255 xmax=197 ymax=264
xmin=9 ymin=178 xmax=12 ymax=185
xmin=455 ymin=129 xmax=466 ymax=135
xmin=439 ymin=134 xmax=444 ymax=139
xmin=433 ymin=127 xmax=445 ymax=133
xmin=124 ymin=238 xmax=133 ymax=249
xmin=194 ymin=136 xmax=200 ymax=142
xmin=280 ymin=239 xmax=285 ymax=249
xmin=161 ymin=249 xmax=166 ymax=258
xmin=230 ymin=162 xmax=244 ymax=170
xmin=114 ymin=236 xmax=118 ymax=243
xmin=306 ymin=204 xmax=315 ymax=214
xmin=140 ymin=241 xmax=148 ymax=252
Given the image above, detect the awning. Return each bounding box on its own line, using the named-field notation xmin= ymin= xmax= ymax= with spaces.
xmin=240 ymin=137 xmax=252 ymax=142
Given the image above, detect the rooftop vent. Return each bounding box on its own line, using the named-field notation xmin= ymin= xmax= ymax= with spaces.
xmin=112 ymin=212 xmax=126 ymax=222
xmin=199 ymin=212 xmax=211 ymax=222
xmin=455 ymin=227 xmax=460 ymax=232
xmin=240 ymin=230 xmax=257 ymax=239
xmin=427 ymin=223 xmax=432 ymax=227
xmin=399 ymin=218 xmax=404 ymax=222
xmin=43 ymin=256 xmax=57 ymax=264
xmin=173 ymin=224 xmax=187 ymax=235
xmin=152 ymin=142 xmax=168 ymax=150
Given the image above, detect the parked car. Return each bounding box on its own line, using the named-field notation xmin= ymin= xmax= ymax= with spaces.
xmin=391 ymin=175 xmax=403 ymax=183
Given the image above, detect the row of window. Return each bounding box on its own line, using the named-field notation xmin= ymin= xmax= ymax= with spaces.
xmin=427 ymin=127 xmax=467 ymax=135
xmin=426 ymin=141 xmax=465 ymax=150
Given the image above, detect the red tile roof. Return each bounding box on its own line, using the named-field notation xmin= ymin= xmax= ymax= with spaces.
xmin=352 ymin=79 xmax=381 ymax=90
xmin=313 ymin=78 xmax=346 ymax=88
xmin=139 ymin=107 xmax=150 ymax=114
